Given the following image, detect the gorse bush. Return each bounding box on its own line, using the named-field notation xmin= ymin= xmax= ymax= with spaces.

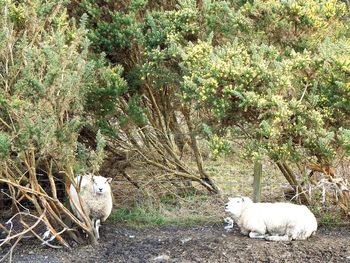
xmin=71 ymin=0 xmax=350 ymax=209
xmin=0 ymin=0 xmax=125 ymax=168
xmin=77 ymin=0 xmax=349 ymax=164
xmin=179 ymin=0 xmax=350 ymax=164
xmin=0 ymin=0 xmax=126 ymax=247
xmin=0 ymin=0 xmax=87 ymax=162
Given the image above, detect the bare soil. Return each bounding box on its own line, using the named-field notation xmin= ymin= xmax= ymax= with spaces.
xmin=8 ymin=223 xmax=350 ymax=263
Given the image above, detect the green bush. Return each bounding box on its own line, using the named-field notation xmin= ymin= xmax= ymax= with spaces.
xmin=75 ymin=0 xmax=349 ymax=165
xmin=0 ymin=0 xmax=125 ymax=175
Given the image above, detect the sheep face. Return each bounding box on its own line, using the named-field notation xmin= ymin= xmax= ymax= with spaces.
xmin=92 ymin=176 xmax=112 ymax=195
xmin=225 ymin=196 xmax=252 ymax=219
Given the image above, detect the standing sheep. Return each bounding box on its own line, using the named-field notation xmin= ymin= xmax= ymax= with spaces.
xmin=69 ymin=174 xmax=113 ymax=240
xmin=225 ymin=196 xmax=317 ymax=241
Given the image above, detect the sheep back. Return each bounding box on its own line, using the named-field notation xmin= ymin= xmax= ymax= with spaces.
xmin=239 ymin=202 xmax=317 ymax=240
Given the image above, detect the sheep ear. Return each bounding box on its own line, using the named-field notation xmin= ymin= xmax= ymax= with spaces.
xmin=106 ymin=177 xmax=112 ymax=184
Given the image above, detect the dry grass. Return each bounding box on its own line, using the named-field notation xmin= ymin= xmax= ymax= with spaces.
xmin=109 ymin=142 xmax=350 ymax=227
xmin=109 ymin=147 xmax=292 ymax=226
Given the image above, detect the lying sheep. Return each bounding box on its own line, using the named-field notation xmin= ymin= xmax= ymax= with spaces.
xmin=225 ymin=196 xmax=317 ymax=241
xmin=69 ymin=174 xmax=113 ymax=239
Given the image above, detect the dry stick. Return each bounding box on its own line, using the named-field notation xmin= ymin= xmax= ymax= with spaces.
xmin=8 ymin=184 xmax=22 ymax=216
xmin=0 ymin=178 xmax=93 ymax=238
xmin=0 ymin=235 xmax=22 ymax=263
xmin=0 ymin=208 xmax=62 ymax=263
xmin=282 ymin=162 xmax=311 ymax=205
xmin=276 ymin=161 xmax=310 ymax=205
xmin=36 ymin=183 xmax=62 ymax=219
xmin=0 ymin=179 xmax=57 ymax=201
xmin=44 ymin=199 xmax=81 ymax=243
xmin=134 ymin=148 xmax=216 ymax=192
xmin=168 ymin=109 xmax=187 ymax=156
xmin=105 ymin=137 xmax=141 ymax=190
xmin=45 ymin=159 xmax=57 ymax=199
xmin=299 ymin=83 xmax=309 ymax=102
xmin=146 ymin=86 xmax=179 ymax=153
xmin=42 ymin=215 xmax=69 ymax=248
xmin=159 ymin=137 xmax=192 ymax=173
xmin=133 ymin=146 xmax=189 ymax=179
xmin=0 ymin=223 xmax=10 ymax=235
xmin=0 ymin=117 xmax=11 ymax=130
xmin=144 ymin=83 xmax=167 ymax=135
xmin=18 ymin=172 xmax=91 ymax=245
xmin=34 ymin=189 xmax=70 ymax=248
xmin=183 ymin=109 xmax=219 ymax=194
xmin=0 ymin=190 xmax=29 ymax=214
xmin=138 ymin=126 xmax=153 ymax=148
xmin=20 ymin=219 xmax=62 ymax=249
xmin=23 ymin=151 xmax=44 ymax=214
xmin=120 ymin=171 xmax=140 ymax=189
xmin=145 ymin=130 xmax=190 ymax=174
xmin=308 ymin=163 xmax=350 ymax=214
xmin=276 ymin=162 xmax=296 ymax=187
xmin=4 ymin=161 xmax=29 ymax=186
xmin=0 ymin=209 xmax=47 ymax=247
xmin=142 ymin=131 xmax=170 ymax=163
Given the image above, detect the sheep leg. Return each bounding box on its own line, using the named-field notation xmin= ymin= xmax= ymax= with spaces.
xmin=90 ymin=218 xmax=99 ymax=240
xmin=224 ymin=217 xmax=234 ymax=230
xmin=95 ymin=219 xmax=101 ymax=240
xmin=265 ymin=235 xmax=291 ymax=241
xmin=249 ymin=232 xmax=267 ymax=239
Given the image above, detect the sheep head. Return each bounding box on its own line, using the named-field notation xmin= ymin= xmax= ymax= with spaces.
xmin=225 ymin=196 xmax=253 ymax=219
xmin=92 ymin=176 xmax=112 ymax=195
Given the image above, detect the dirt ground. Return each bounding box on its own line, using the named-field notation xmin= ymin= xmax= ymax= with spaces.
xmin=5 ymin=223 xmax=350 ymax=263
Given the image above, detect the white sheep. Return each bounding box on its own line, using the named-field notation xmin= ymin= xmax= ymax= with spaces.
xmin=225 ymin=196 xmax=317 ymax=241
xmin=69 ymin=174 xmax=113 ymax=240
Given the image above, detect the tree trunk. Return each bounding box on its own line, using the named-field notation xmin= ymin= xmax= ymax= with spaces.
xmin=183 ymin=109 xmax=220 ymax=194
xmin=276 ymin=161 xmax=310 ymax=205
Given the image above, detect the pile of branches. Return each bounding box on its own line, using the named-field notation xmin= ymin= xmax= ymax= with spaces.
xmin=280 ymin=160 xmax=350 ymax=217
xmin=0 ymin=152 xmax=101 ymax=262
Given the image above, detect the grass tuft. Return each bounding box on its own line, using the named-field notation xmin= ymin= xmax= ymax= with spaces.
xmin=109 ymin=192 xmax=222 ymax=226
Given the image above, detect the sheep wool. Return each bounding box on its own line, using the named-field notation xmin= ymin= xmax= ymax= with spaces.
xmin=225 ymin=196 xmax=317 ymax=241
xmin=69 ymin=174 xmax=113 ymax=239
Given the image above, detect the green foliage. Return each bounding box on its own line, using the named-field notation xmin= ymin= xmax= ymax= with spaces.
xmin=339 ymin=128 xmax=350 ymax=156
xmin=0 ymin=132 xmax=11 ymax=160
xmin=90 ymin=130 xmax=106 ymax=173
xmin=0 ymin=0 xmax=124 ymax=174
xmin=90 ymin=12 xmax=142 ymax=52
xmin=79 ymin=0 xmax=144 ymax=55
xmin=85 ymin=57 xmax=127 ymax=118
xmin=69 ymin=0 xmax=350 ymax=165
xmin=312 ymin=206 xmax=343 ymax=226
xmin=178 ymin=0 xmax=350 ymax=163
xmin=126 ymin=96 xmax=147 ymax=126
xmin=1 ymin=1 xmax=79 ymax=157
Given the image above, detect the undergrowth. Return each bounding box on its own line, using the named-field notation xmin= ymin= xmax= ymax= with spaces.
xmin=108 ymin=192 xmax=221 ymax=226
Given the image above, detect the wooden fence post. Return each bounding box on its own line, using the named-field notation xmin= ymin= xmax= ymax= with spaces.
xmin=253 ymin=161 xmax=262 ymax=202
